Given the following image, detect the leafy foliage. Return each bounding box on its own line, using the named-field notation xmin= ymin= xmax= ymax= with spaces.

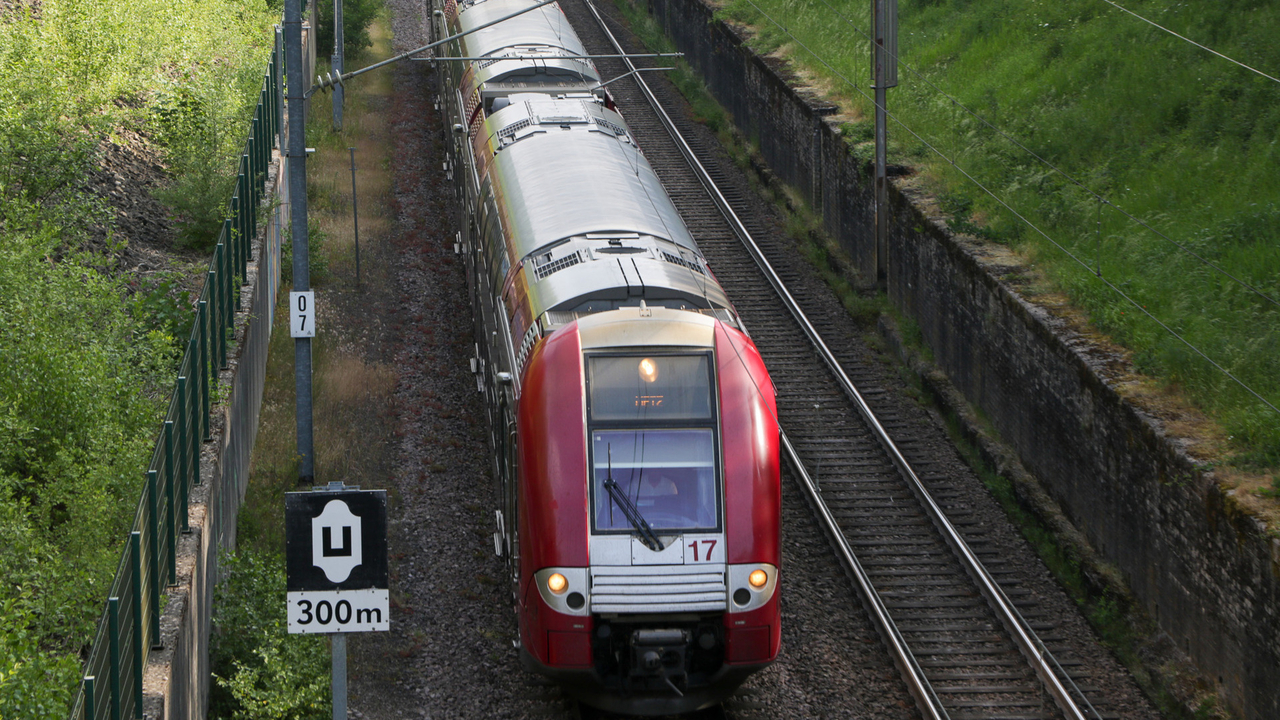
xmin=0 ymin=0 xmax=279 ymax=714
xmin=0 ymin=0 xmax=278 ymax=252
xmin=131 ymin=274 xmax=196 ymax=350
xmin=281 ymin=218 xmax=332 ymax=286
xmin=0 ymin=596 xmax=80 ymax=720
xmin=316 ymin=0 xmax=384 ymax=61
xmin=0 ymin=232 xmax=176 ymax=718
xmin=209 ymin=551 xmax=330 ymax=720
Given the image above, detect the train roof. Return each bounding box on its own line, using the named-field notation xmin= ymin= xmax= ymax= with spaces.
xmin=482 ymin=95 xmax=699 ymax=259
xmin=457 ymin=0 xmax=592 ymax=68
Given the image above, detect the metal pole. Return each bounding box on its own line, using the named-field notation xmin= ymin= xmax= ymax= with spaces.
xmin=872 ymin=0 xmax=898 ymax=287
xmin=333 ymin=0 xmax=344 ymax=129
xmin=332 ymin=634 xmax=347 ymax=720
xmin=277 ymin=27 xmax=286 ymax=148
xmin=287 ymin=0 xmax=315 ymax=484
xmin=873 ymin=0 xmax=887 ymax=286
xmin=130 ymin=532 xmax=144 ymax=718
xmin=108 ymin=597 xmax=121 ymax=720
xmin=350 ymin=147 xmax=360 ymax=288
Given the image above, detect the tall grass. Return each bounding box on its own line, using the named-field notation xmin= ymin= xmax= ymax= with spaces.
xmin=0 ymin=0 xmax=279 ymax=249
xmin=714 ymin=0 xmax=1280 ymax=463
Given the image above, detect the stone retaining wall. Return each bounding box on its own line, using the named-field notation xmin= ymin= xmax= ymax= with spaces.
xmin=641 ymin=0 xmax=1280 ymax=716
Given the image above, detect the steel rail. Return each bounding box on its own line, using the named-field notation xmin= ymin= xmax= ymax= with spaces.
xmin=577 ymin=1 xmax=1092 ymax=718
xmin=575 ymin=3 xmax=945 ymax=718
xmin=780 ymin=431 xmax=950 ymax=720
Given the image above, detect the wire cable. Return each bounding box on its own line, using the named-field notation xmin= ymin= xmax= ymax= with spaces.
xmin=735 ymin=0 xmax=1279 ymax=417
xmin=807 ymin=0 xmax=1280 ymax=311
xmin=1098 ymin=0 xmax=1280 ymax=85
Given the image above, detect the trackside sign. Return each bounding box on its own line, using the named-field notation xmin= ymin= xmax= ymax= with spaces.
xmin=285 ymin=489 xmax=389 ymax=633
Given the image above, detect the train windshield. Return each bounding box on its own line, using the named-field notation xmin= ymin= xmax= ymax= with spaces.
xmin=587 ymin=354 xmax=719 ymax=533
xmin=592 ymin=430 xmax=717 ymax=531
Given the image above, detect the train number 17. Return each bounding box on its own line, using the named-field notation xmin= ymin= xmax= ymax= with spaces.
xmin=688 ymin=539 xmax=717 ymax=562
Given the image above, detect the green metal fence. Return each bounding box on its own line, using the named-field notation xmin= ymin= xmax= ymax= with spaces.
xmin=67 ymin=27 xmax=288 ymax=720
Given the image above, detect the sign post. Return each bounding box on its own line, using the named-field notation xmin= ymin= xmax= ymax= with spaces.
xmin=286 ymin=487 xmax=389 ymax=719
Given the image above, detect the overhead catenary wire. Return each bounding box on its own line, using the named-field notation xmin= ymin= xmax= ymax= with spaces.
xmin=809 ymin=0 xmax=1280 ymax=311
xmin=1098 ymin=0 xmax=1280 ymax=85
xmin=734 ymin=0 xmax=1280 ymax=419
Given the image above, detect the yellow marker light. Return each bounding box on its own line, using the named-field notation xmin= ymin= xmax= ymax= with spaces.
xmin=638 ymin=357 xmax=659 ymax=383
xmin=748 ymin=569 xmax=768 ymax=589
xmin=547 ymin=572 xmax=569 ymax=594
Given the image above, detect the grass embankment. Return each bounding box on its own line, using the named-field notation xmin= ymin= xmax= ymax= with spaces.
xmin=209 ymin=13 xmax=396 ymax=717
xmin=707 ymin=0 xmax=1280 ymax=474
xmin=0 ymin=0 xmax=275 ymax=715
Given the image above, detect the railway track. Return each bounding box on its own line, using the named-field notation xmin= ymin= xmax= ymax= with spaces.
xmin=558 ymin=1 xmax=1124 ymax=718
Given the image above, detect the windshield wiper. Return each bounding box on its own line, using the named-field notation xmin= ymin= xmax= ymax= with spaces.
xmin=604 ymin=446 xmax=665 ymax=551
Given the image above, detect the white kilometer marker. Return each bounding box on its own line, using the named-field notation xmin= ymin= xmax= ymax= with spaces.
xmin=290 ymin=291 xmax=316 ymax=338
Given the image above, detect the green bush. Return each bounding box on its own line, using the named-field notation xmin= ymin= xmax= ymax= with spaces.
xmin=0 ymin=0 xmax=281 ymax=713
xmin=0 ymin=596 xmax=80 ymax=720
xmin=0 ymin=0 xmax=278 ymax=252
xmin=0 ymin=231 xmax=177 ymax=718
xmin=210 ymin=551 xmax=330 ymax=720
xmin=281 ymin=219 xmax=332 ymax=286
xmin=316 ymin=0 xmax=383 ymax=61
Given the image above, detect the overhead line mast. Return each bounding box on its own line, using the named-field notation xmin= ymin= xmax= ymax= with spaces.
xmin=872 ymin=0 xmax=897 ymax=286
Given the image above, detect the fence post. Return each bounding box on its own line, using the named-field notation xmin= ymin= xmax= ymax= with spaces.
xmin=223 ymin=236 xmax=235 ymax=329
xmin=130 ymin=532 xmax=143 ymax=718
xmin=231 ymin=192 xmax=242 ymax=285
xmin=253 ymin=113 xmax=263 ymax=200
xmin=145 ymin=471 xmax=161 ymax=647
xmin=198 ymin=301 xmax=211 ymax=441
xmin=250 ymin=121 xmax=260 ymax=265
xmin=267 ymin=61 xmax=276 ymax=141
xmin=272 ymin=65 xmax=280 ymax=140
xmin=252 ymin=129 xmax=261 ymax=212
xmin=83 ymin=676 xmax=96 ymax=720
xmin=108 ymin=597 xmax=121 ymax=720
xmin=174 ymin=375 xmax=187 ymax=494
xmin=176 ymin=376 xmax=190 ymax=534
xmin=163 ymin=421 xmax=177 ymax=586
xmin=276 ymin=28 xmax=285 ymax=148
xmin=211 ymin=252 xmax=225 ymax=370
xmin=229 ymin=219 xmax=244 ymax=315
xmin=187 ymin=340 xmax=202 ymax=485
xmin=259 ymin=92 xmax=269 ymax=179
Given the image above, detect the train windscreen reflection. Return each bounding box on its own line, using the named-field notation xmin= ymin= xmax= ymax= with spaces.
xmin=592 ymin=429 xmax=717 ymax=532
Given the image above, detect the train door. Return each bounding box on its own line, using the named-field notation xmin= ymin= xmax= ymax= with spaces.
xmin=499 ymin=403 xmax=519 ymax=603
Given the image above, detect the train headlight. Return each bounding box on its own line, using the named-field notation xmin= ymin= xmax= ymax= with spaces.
xmin=728 ymin=563 xmax=779 ymax=613
xmin=638 ymin=357 xmax=659 ymax=383
xmin=535 ymin=568 xmax=588 ymax=615
xmin=547 ymin=572 xmax=569 ymax=595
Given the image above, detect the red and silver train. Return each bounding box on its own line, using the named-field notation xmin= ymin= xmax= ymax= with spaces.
xmin=433 ymin=0 xmax=780 ymax=713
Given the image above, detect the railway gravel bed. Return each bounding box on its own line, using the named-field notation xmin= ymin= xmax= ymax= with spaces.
xmin=559 ymin=0 xmax=1165 ymax=718
xmin=342 ymin=0 xmax=1166 ymax=716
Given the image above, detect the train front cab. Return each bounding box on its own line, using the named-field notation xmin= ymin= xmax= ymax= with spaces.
xmin=516 ymin=308 xmax=780 ymax=715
